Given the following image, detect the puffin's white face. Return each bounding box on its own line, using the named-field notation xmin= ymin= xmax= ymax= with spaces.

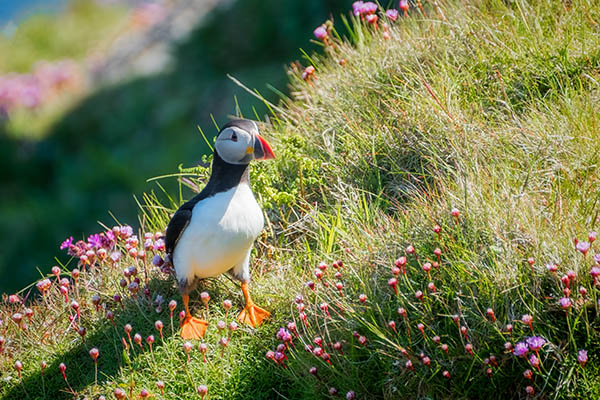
xmin=215 ymin=121 xmax=275 ymax=165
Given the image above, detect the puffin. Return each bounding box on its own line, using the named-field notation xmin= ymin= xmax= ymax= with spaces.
xmin=165 ymin=119 xmax=275 ymax=339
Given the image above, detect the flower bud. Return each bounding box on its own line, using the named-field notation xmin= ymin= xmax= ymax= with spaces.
xmin=89 ymin=347 xmax=99 ymax=361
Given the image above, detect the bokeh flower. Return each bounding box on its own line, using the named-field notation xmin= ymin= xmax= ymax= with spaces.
xmin=60 ymin=236 xmax=73 ymax=250
xmin=385 ymin=9 xmax=399 ymax=21
xmin=313 ymin=26 xmax=327 ymax=40
xmin=576 ymin=241 xmax=590 ymax=255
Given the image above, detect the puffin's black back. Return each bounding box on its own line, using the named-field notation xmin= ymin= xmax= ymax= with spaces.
xmin=164 ymin=120 xmax=254 ymax=260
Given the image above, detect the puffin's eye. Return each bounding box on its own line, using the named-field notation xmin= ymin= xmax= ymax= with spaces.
xmin=231 ymin=132 xmax=238 ymax=142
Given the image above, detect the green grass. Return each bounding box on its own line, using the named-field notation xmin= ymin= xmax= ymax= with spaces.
xmin=2 ymin=0 xmax=600 ymax=398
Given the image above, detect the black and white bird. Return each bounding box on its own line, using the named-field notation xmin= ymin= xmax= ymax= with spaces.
xmin=165 ymin=119 xmax=275 ymax=339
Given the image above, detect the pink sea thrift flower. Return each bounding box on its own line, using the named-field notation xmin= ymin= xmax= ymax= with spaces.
xmin=578 ymin=349 xmax=588 ymax=368
xmin=388 ymin=278 xmax=398 ymax=294
xmin=394 ymin=257 xmax=407 ymax=274
xmin=589 ymin=231 xmax=597 ymax=243
xmin=529 ymin=354 xmax=540 ymax=370
xmin=525 ymin=386 xmax=535 ymax=396
xmin=526 ymin=336 xmax=546 ymax=352
xmin=197 ymin=385 xmax=208 ymax=399
xmin=352 ymin=1 xmax=364 ymax=16
xmin=433 ymin=224 xmax=441 ymax=237
xmin=521 ymin=314 xmax=533 ymax=331
xmin=465 ymin=343 xmax=474 ymax=355
xmin=134 ymin=333 xmax=143 ymax=348
xmin=14 ymin=361 xmax=23 ymax=379
xmin=89 ymin=347 xmax=99 ymax=361
xmin=60 ymin=236 xmax=74 ymax=250
xmin=363 ymin=2 xmax=378 ymax=14
xmin=154 ymin=238 xmax=165 ymax=251
xmin=576 ymin=241 xmax=590 ymax=255
xmin=36 ymin=279 xmax=52 ymax=294
xmin=399 ymin=0 xmax=409 ymax=15
xmin=8 ymin=294 xmax=21 ymax=304
xmin=398 ymin=307 xmax=407 ymax=318
xmin=302 ymin=66 xmax=315 ymax=81
xmin=385 ymin=9 xmax=399 ymax=21
xmin=559 ymin=297 xmax=572 ymax=311
xmin=415 ymin=290 xmax=424 ymax=302
xmin=590 ymin=266 xmax=600 ymax=284
xmin=514 ymin=342 xmax=529 ymax=357
xmin=313 ymin=26 xmax=327 ymax=40
xmin=422 ymin=262 xmax=432 ymax=274
xmin=365 ymin=14 xmax=378 ymax=25
xmin=314 ymin=269 xmax=324 ymax=280
xmin=110 ymin=251 xmax=121 ymax=263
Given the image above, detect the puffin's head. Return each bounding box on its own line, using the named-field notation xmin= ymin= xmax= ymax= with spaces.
xmin=214 ymin=119 xmax=275 ymax=165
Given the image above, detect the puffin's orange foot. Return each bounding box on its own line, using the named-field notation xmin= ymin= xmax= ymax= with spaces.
xmin=238 ymin=303 xmax=270 ymax=328
xmin=181 ymin=316 xmax=209 ymax=339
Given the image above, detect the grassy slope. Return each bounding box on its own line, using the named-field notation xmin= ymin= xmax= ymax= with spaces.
xmin=2 ymin=0 xmax=600 ymax=398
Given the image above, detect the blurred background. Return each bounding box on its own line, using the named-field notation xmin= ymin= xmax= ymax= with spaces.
xmin=0 ymin=0 xmax=347 ymax=293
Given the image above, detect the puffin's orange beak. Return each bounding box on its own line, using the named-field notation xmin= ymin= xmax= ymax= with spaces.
xmin=254 ymin=134 xmax=275 ymax=160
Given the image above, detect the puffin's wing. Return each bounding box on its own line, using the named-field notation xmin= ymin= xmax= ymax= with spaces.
xmin=165 ymin=191 xmax=211 ymax=261
xmin=165 ymin=207 xmax=192 ymax=258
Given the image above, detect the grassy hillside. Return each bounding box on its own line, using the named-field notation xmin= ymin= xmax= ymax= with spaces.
xmin=1 ymin=0 xmax=600 ymax=398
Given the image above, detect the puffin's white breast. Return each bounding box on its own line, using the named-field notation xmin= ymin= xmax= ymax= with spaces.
xmin=173 ymin=183 xmax=264 ymax=282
